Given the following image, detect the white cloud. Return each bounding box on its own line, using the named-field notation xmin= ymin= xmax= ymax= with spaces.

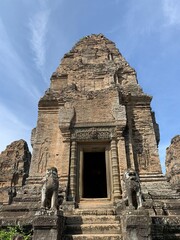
xmin=163 ymin=0 xmax=180 ymax=26
xmin=29 ymin=10 xmax=50 ymax=78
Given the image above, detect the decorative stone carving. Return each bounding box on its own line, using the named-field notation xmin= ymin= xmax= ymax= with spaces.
xmin=41 ymin=167 xmax=59 ymax=210
xmin=137 ymin=139 xmax=150 ymax=170
xmin=123 ymin=168 xmax=143 ymax=209
xmin=72 ymin=127 xmax=114 ymax=141
xmin=37 ymin=138 xmax=50 ymax=173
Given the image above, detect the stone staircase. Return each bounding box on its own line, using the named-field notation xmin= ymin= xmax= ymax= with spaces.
xmin=62 ymin=208 xmax=122 ymax=240
xmin=151 ymin=216 xmax=180 ymax=240
xmin=0 ymin=175 xmax=179 ymax=240
xmin=0 ymin=186 xmax=41 ymax=226
xmin=141 ymin=175 xmax=180 ymax=240
xmin=141 ymin=176 xmax=180 ymax=211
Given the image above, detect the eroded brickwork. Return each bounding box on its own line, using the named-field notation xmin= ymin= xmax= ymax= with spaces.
xmin=0 ymin=139 xmax=31 ymax=204
xmin=166 ymin=135 xmax=180 ymax=191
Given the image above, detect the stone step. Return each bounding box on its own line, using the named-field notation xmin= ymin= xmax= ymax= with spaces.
xmin=141 ymin=178 xmax=167 ymax=182
xmin=1 ymin=203 xmax=40 ymax=212
xmin=73 ymin=209 xmax=116 ymax=216
xmin=63 ymin=234 xmax=122 ymax=240
xmin=144 ymin=182 xmax=178 ymax=188
xmin=65 ymin=223 xmax=121 ymax=234
xmin=143 ymin=185 xmax=179 ymax=192
xmin=144 ymin=183 xmax=173 ymax=187
xmin=145 ymin=184 xmax=178 ymax=189
xmin=165 ymin=202 xmax=180 ymax=207
xmin=144 ymin=186 xmax=179 ymax=192
xmin=152 ymin=235 xmax=180 ymax=240
xmin=66 ymin=215 xmax=120 ymax=225
xmin=13 ymin=196 xmax=40 ymax=202
xmin=151 ymin=215 xmax=180 ymax=228
xmin=147 ymin=194 xmax=179 ymax=200
xmin=78 ymin=201 xmax=113 ymax=210
xmin=142 ymin=182 xmax=180 ymax=199
xmin=152 ymin=233 xmax=180 ymax=240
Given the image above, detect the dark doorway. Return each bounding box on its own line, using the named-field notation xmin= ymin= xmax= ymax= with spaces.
xmin=83 ymin=152 xmax=107 ymax=198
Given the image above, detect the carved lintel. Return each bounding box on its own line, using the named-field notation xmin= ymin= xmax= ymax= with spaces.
xmin=71 ymin=127 xmax=116 ymax=141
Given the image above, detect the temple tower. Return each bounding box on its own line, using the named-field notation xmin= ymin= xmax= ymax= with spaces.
xmin=30 ymin=34 xmax=161 ymax=206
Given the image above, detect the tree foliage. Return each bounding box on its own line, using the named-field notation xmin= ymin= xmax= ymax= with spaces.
xmin=0 ymin=226 xmax=31 ymax=240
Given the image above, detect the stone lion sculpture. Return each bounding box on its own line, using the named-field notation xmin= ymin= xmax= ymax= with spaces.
xmin=123 ymin=168 xmax=142 ymax=209
xmin=41 ymin=167 xmax=59 ymax=210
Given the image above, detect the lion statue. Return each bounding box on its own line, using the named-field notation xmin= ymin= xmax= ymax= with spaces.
xmin=123 ymin=168 xmax=142 ymax=209
xmin=41 ymin=167 xmax=59 ymax=210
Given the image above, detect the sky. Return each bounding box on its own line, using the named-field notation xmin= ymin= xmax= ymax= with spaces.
xmin=0 ymin=0 xmax=179 ymax=173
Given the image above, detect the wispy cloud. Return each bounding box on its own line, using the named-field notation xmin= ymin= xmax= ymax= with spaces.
xmin=0 ymin=103 xmax=31 ymax=131
xmin=0 ymin=19 xmax=41 ymax=100
xmin=0 ymin=103 xmax=32 ymax=153
xmin=163 ymin=0 xmax=180 ymax=26
xmin=29 ymin=9 xmax=50 ymax=79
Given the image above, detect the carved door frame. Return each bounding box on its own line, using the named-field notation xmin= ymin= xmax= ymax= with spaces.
xmin=68 ymin=126 xmax=122 ymax=205
xmin=77 ymin=142 xmax=112 ymax=202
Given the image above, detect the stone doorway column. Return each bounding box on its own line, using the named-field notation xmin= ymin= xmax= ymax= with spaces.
xmin=69 ymin=141 xmax=77 ymax=201
xmin=111 ymin=138 xmax=121 ymax=200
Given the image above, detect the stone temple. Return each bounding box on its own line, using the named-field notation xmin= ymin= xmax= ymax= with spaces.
xmin=0 ymin=34 xmax=179 ymax=239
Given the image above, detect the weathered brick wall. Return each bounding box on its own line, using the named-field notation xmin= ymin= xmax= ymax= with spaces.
xmin=30 ymin=110 xmax=71 ymax=183
xmin=74 ymin=89 xmax=124 ymax=125
xmin=125 ymin=97 xmax=162 ymax=174
xmin=29 ymin=110 xmax=61 ymax=175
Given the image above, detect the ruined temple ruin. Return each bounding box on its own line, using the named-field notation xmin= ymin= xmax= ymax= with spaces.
xmin=0 ymin=34 xmax=179 ymax=239
xmin=0 ymin=139 xmax=31 ymax=205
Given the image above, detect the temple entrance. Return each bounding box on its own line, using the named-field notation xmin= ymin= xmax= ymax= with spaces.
xmin=78 ymin=144 xmax=110 ymax=200
xmin=83 ymin=152 xmax=107 ymax=198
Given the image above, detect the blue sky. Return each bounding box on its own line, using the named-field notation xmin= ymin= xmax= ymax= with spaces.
xmin=0 ymin=0 xmax=179 ymax=172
